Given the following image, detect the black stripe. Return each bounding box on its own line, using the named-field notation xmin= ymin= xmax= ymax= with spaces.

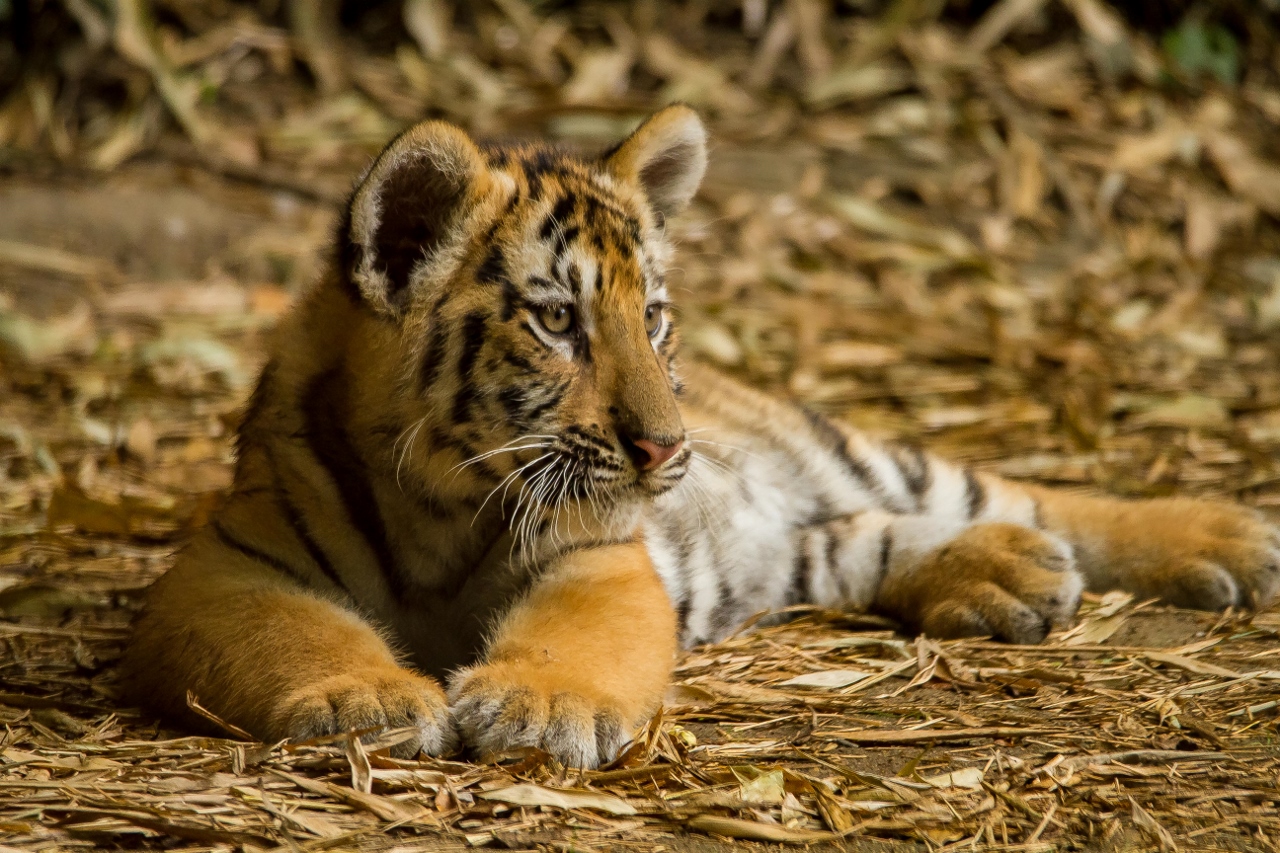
xmin=272 ymin=482 xmax=349 ymax=593
xmin=676 ymin=596 xmax=692 ymax=638
xmin=213 ymin=521 xmax=308 ymax=585
xmin=502 ymin=350 xmax=536 ymax=374
xmin=565 ymin=263 xmax=582 ymax=295
xmin=301 ymin=369 xmax=408 ymax=600
xmin=500 ymin=278 xmax=523 ymax=321
xmin=522 ymin=379 xmax=569 ymax=422
xmin=418 ymin=292 xmax=451 ymax=391
xmin=540 ymin=194 xmax=576 ymax=240
xmin=801 ymin=408 xmax=887 ymax=502
xmin=521 ymin=321 xmax=556 ymax=351
xmin=523 ymin=162 xmax=543 ymax=199
xmin=709 ymin=578 xmax=737 ymax=635
xmin=418 ymin=323 xmax=449 ymax=392
xmin=565 ymin=425 xmax=612 ymax=451
xmin=497 ymin=385 xmax=526 ymax=424
xmin=964 ymin=469 xmax=988 ymax=520
xmin=789 ymin=542 xmax=812 ymax=605
xmin=893 ymin=446 xmax=932 ymax=510
xmin=823 ymin=528 xmax=841 ymax=590
xmin=451 ymin=312 xmax=489 ymax=423
xmin=878 ymin=526 xmax=893 ymax=578
xmin=475 ymin=245 xmax=507 ymax=286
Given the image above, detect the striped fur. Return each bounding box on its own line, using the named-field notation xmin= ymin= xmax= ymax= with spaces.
xmin=124 ymin=107 xmax=1280 ymax=768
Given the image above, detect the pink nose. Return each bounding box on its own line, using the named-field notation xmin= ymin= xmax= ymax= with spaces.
xmin=628 ymin=437 xmax=684 ymax=472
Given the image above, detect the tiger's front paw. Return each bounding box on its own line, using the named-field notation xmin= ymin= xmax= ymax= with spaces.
xmin=878 ymin=523 xmax=1084 ymax=644
xmin=448 ymin=663 xmax=632 ymax=769
xmin=271 ymin=668 xmax=457 ymax=759
xmin=1110 ymin=500 xmax=1280 ymax=610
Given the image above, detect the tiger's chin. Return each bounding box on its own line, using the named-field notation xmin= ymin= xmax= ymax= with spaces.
xmin=635 ymin=471 xmax=687 ymax=498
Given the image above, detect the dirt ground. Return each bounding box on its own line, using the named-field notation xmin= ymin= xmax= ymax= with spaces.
xmin=5 ymin=2 xmax=1280 ymax=851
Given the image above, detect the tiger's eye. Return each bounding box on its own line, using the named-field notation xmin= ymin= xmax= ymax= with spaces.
xmin=644 ymin=304 xmax=664 ymax=337
xmin=537 ymin=304 xmax=575 ymax=335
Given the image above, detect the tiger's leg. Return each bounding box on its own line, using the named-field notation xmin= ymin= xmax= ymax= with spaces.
xmin=795 ymin=468 xmax=1280 ymax=642
xmin=448 ymin=541 xmax=676 ymax=769
xmin=122 ymin=533 xmax=455 ymax=758
xmin=1028 ymin=488 xmax=1280 ymax=611
xmin=793 ymin=511 xmax=1084 ymax=644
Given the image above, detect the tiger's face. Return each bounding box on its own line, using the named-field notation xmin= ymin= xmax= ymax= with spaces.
xmin=339 ymin=106 xmax=708 ymax=516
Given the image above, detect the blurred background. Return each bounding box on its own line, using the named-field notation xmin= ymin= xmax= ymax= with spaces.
xmin=5 ymin=0 xmax=1280 ymax=553
xmin=4 ymin=2 xmax=1280 ymax=849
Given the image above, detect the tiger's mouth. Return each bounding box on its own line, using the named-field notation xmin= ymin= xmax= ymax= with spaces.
xmin=499 ymin=437 xmax=691 ymax=520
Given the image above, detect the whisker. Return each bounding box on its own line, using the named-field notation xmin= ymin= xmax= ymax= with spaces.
xmin=393 ymin=417 xmax=428 ymax=491
xmin=686 ymin=437 xmax=766 ymax=463
xmin=690 ymin=450 xmax=752 ymax=489
xmin=448 ymin=434 xmax=556 ymax=475
xmin=473 ymin=452 xmax=554 ymax=526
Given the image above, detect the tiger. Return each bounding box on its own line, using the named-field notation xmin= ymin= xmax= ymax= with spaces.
xmin=122 ymin=105 xmax=1280 ymax=769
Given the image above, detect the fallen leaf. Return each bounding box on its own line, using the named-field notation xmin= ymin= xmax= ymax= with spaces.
xmin=777 ymin=669 xmax=871 ymax=689
xmin=1063 ymin=613 xmax=1127 ymax=645
xmin=687 ymin=814 xmax=835 ymax=843
xmin=737 ymin=769 xmax=786 ymax=805
xmin=478 ymin=784 xmax=637 ymax=816
xmin=1129 ymin=395 xmax=1229 ymax=429
xmin=1144 ymin=652 xmax=1241 ymax=678
xmin=920 ymin=767 xmax=985 ymax=789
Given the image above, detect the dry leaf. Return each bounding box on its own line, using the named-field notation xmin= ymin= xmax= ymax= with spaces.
xmin=777 ymin=669 xmax=871 ymax=689
xmin=687 ymin=814 xmax=835 ymax=843
xmin=478 ymin=784 xmax=637 ymax=816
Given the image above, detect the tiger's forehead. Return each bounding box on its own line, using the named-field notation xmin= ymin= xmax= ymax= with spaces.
xmin=474 ymin=143 xmax=666 ymax=308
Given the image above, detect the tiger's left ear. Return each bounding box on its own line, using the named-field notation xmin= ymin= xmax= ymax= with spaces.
xmin=603 ymin=104 xmax=707 ymax=221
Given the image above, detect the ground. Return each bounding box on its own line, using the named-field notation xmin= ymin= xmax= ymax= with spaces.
xmin=4 ymin=2 xmax=1280 ymax=851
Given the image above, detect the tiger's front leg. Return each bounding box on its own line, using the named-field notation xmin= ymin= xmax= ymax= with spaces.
xmin=122 ymin=533 xmax=457 ymax=758
xmin=448 ymin=542 xmax=676 ymax=768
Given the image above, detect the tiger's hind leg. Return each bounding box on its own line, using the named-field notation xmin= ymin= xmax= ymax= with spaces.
xmin=793 ymin=513 xmax=1084 ymax=644
xmin=1030 ymin=490 xmax=1280 ymax=611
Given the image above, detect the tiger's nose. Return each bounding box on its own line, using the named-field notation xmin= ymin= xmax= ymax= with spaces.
xmin=621 ymin=435 xmax=684 ymax=472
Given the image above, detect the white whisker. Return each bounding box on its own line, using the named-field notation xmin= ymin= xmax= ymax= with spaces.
xmin=393 ymin=417 xmax=428 ymax=491
xmin=448 ymin=434 xmax=556 ymax=476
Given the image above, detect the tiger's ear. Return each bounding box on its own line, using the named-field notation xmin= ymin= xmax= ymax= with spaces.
xmin=603 ymin=104 xmax=707 ymax=221
xmin=345 ymin=121 xmax=485 ymax=314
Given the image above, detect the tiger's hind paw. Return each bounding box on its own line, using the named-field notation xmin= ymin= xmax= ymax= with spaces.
xmin=1128 ymin=503 xmax=1280 ymax=610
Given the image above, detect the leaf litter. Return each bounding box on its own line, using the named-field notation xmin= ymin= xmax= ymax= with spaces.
xmin=4 ymin=0 xmax=1280 ymax=850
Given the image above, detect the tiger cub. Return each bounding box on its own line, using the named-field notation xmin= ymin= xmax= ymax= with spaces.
xmin=123 ymin=105 xmax=1280 ymax=768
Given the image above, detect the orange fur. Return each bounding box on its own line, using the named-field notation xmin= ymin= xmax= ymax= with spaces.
xmin=1031 ymin=489 xmax=1280 ymax=609
xmin=121 ymin=532 xmax=455 ymax=757
xmin=448 ymin=542 xmax=677 ymax=764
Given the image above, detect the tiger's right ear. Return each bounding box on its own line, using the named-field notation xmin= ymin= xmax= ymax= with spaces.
xmin=344 ymin=121 xmax=486 ymax=315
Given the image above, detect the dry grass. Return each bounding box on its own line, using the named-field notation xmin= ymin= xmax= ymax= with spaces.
xmin=4 ymin=1 xmax=1280 ymax=849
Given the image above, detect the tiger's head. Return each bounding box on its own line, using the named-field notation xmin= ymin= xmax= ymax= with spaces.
xmin=334 ymin=106 xmax=707 ymax=519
